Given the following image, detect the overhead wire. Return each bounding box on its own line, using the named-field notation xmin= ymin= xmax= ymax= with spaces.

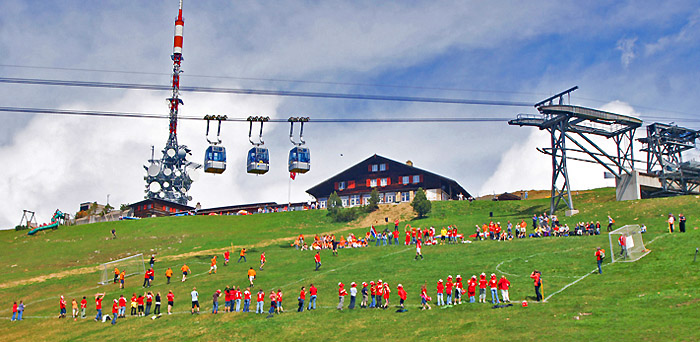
xmin=0 ymin=106 xmax=513 ymax=123
xmin=0 ymin=77 xmax=533 ymax=107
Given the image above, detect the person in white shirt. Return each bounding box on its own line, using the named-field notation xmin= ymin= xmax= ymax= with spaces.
xmin=190 ymin=287 xmax=199 ymax=314
xmin=348 ymin=282 xmax=358 ymax=309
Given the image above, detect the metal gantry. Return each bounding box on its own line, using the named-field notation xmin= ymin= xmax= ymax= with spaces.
xmin=638 ymin=123 xmax=700 ymax=196
xmin=509 ymin=87 xmax=643 ymax=215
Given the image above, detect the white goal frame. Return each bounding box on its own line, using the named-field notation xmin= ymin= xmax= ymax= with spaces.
xmin=608 ymin=224 xmax=650 ymax=263
xmin=98 ymin=253 xmax=146 ymax=285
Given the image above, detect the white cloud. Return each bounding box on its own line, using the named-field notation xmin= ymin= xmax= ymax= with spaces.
xmin=616 ymin=37 xmax=637 ymax=69
xmin=645 ymin=8 xmax=700 ymax=56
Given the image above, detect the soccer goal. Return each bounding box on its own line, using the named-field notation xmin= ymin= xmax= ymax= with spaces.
xmin=608 ymin=225 xmax=649 ymax=263
xmin=98 ymin=253 xmax=146 ymax=285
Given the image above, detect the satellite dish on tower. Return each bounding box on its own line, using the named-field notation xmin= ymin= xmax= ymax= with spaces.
xmin=167 ymin=149 xmax=176 ymax=158
xmin=147 ymin=164 xmax=160 ymax=177
xmin=163 ymin=181 xmax=170 ymax=189
xmin=187 ymin=169 xmax=200 ymax=181
xmin=149 ymin=182 xmax=161 ymax=193
xmin=174 ymin=170 xmax=182 ymax=177
xmin=163 ymin=168 xmax=173 ymax=177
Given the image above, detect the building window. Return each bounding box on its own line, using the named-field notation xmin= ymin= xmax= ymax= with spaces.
xmin=319 ymin=199 xmax=327 ymax=209
xmin=402 ymin=176 xmax=410 ymax=184
xmin=412 ymin=175 xmax=420 ymax=184
xmin=385 ymin=192 xmax=395 ymax=203
xmin=402 ymin=192 xmax=411 ymax=202
xmin=341 ymin=197 xmax=348 ymax=207
xmin=380 ymin=178 xmax=387 ymax=187
xmin=348 ymin=180 xmax=356 ymax=189
xmin=372 ymin=164 xmax=378 ymax=172
xmin=370 ymin=179 xmax=377 ymax=187
xmin=338 ymin=181 xmax=346 ymax=190
xmin=378 ymin=193 xmax=385 ymax=203
xmin=363 ymin=194 xmax=371 ymax=205
xmin=380 ymin=163 xmax=386 ymax=171
xmin=350 ymin=195 xmax=360 ymax=206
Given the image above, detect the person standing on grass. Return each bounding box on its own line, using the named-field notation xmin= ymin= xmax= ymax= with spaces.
xmin=308 ymin=283 xmax=318 ymax=310
xmin=489 ymin=274 xmax=499 ymax=304
xmin=17 ymin=301 xmax=24 ymax=321
xmin=118 ymin=294 xmax=126 ymax=318
xmin=113 ymin=267 xmax=120 ymax=284
xmin=397 ymin=284 xmax=407 ymax=310
xmin=149 ymin=267 xmax=155 ymax=285
xmin=298 ymin=286 xmax=306 ymax=312
xmin=266 ymin=291 xmax=277 ymax=318
xmin=130 ymin=294 xmax=137 ymax=316
xmin=382 ymin=282 xmax=391 ymax=309
xmin=668 ymin=213 xmax=675 ymax=233
xmin=348 ymin=283 xmax=357 ymax=309
xmin=167 ymin=291 xmax=174 ymax=315
xmin=209 ymin=255 xmax=218 ymax=274
xmin=238 ymin=248 xmax=247 ymax=263
xmin=618 ymin=235 xmax=628 ymax=259
xmin=498 ymin=275 xmax=511 ymax=303
xmin=224 ymin=286 xmax=231 ymax=313
xmin=145 ymin=291 xmax=153 ymax=316
xmin=256 ymin=289 xmax=265 ymax=314
xmin=72 ymin=298 xmax=78 ymax=320
xmin=235 ymin=286 xmax=242 ymax=312
xmin=607 ymin=215 xmax=615 ymax=232
xmin=436 ymin=279 xmax=445 ymax=306
xmin=243 ymin=288 xmax=251 ymax=312
xmin=679 ymin=213 xmax=686 ymax=233
xmin=467 ymin=275 xmax=477 ymax=303
xmin=111 ymin=299 xmax=118 ymax=325
xmin=181 ymin=264 xmax=190 ymax=282
xmin=165 ymin=267 xmax=173 ymax=284
xmin=415 ymin=237 xmax=423 ymax=260
xmin=80 ymin=296 xmax=87 ymax=319
xmin=259 ymin=252 xmax=266 ymax=271
xmin=455 ymin=275 xmax=464 ymax=304
xmin=224 ymin=250 xmax=230 ymax=266
xmin=595 ymin=247 xmax=605 ymax=274
xmin=361 ymin=282 xmax=369 ymax=308
xmin=478 ymin=273 xmax=487 ymax=303
xmin=143 ymin=269 xmax=150 ymax=288
xmin=137 ymin=293 xmax=144 ymax=316
xmin=154 ymin=292 xmax=161 ymax=315
xmin=337 ymin=283 xmax=348 ymax=310
xmin=421 ymin=283 xmax=431 ymax=310
xmin=314 ymin=251 xmax=322 ymax=271
xmin=248 ymin=267 xmax=257 ymax=288
xmin=94 ymin=293 xmax=105 ymax=321
xmin=445 ymin=276 xmax=454 ymax=305
xmin=530 ymin=270 xmax=543 ymax=302
xmin=276 ymin=289 xmax=284 ymax=313
xmin=12 ymin=301 xmax=18 ymax=322
xmin=212 ymin=289 xmax=220 ymax=314
xmin=58 ymin=296 xmax=67 ymax=319
xmin=376 ymin=280 xmax=384 ymax=308
xmin=191 ymin=287 xmax=200 ymax=315
xmin=119 ymin=270 xmax=125 ymax=289
xmin=369 ymin=281 xmax=377 ymax=308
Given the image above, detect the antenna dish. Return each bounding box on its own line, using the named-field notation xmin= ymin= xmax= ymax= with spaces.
xmin=163 ymin=168 xmax=173 ymax=177
xmin=147 ymin=164 xmax=160 ymax=177
xmin=149 ymin=182 xmax=161 ymax=193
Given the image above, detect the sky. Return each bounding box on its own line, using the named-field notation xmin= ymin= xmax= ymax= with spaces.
xmin=0 ymin=1 xmax=699 ymax=228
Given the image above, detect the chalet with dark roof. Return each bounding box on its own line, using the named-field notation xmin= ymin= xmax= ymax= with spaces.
xmin=306 ymin=154 xmax=471 ymax=208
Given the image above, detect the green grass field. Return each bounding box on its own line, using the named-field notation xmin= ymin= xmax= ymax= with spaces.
xmin=1 ymin=188 xmax=698 ymax=341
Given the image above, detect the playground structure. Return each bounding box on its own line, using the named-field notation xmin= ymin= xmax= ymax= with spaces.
xmin=27 ymin=209 xmax=68 ymax=235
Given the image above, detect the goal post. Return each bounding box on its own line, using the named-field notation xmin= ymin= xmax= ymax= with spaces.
xmin=608 ymin=225 xmax=649 ymax=263
xmin=98 ymin=253 xmax=146 ymax=285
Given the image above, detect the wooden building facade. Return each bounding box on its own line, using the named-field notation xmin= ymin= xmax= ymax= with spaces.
xmin=306 ymin=154 xmax=471 ymax=208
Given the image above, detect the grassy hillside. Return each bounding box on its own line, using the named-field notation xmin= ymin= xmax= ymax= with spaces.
xmin=1 ymin=188 xmax=698 ymax=341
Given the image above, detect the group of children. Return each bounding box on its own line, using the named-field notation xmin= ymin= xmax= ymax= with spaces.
xmin=435 ymin=274 xmax=512 ymax=306
xmin=333 ymin=280 xmax=409 ymax=312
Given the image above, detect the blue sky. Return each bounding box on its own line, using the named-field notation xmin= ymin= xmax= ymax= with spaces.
xmin=0 ymin=1 xmax=698 ymax=228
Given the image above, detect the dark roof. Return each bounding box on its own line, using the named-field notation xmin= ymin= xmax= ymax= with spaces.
xmin=306 ymin=154 xmax=470 ymax=200
xmin=495 ymin=192 xmax=522 ymax=201
xmin=129 ymin=198 xmax=194 ymax=210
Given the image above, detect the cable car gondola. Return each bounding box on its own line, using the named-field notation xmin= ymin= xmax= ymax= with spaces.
xmin=288 ymin=117 xmax=310 ymax=173
xmin=203 ymin=115 xmax=227 ymax=174
xmin=247 ymin=116 xmax=270 ymax=174
xmin=247 ymin=146 xmax=270 ymax=174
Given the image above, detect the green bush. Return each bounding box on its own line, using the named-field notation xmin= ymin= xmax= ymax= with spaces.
xmin=411 ymin=187 xmax=432 ymax=218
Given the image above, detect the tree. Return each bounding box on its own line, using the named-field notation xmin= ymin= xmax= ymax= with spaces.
xmin=119 ymin=203 xmax=130 ymax=212
xmin=411 ymin=188 xmax=431 ymax=218
xmin=327 ymin=191 xmax=343 ymax=215
xmin=368 ymin=188 xmax=380 ymax=211
xmin=100 ymin=204 xmax=114 ymax=217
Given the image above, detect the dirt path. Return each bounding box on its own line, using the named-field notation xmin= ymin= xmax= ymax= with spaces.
xmin=0 ymin=204 xmax=415 ymax=290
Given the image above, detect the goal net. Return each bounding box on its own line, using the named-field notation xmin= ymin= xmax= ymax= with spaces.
xmin=608 ymin=225 xmax=649 ymax=263
xmin=98 ymin=253 xmax=146 ymax=285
